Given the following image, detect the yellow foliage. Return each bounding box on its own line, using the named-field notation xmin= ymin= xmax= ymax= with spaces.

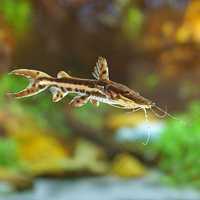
xmin=176 ymin=1 xmax=200 ymax=43
xmin=5 ymin=116 xmax=41 ymax=137
xmin=18 ymin=133 xmax=66 ymax=161
xmin=0 ymin=167 xmax=20 ymax=180
xmin=17 ymin=132 xmax=68 ymax=175
xmin=162 ymin=21 xmax=176 ymax=38
xmin=111 ymin=153 xmax=146 ymax=178
xmin=107 ymin=112 xmax=155 ymax=130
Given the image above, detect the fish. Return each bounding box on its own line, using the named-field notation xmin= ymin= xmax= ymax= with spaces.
xmin=7 ymin=57 xmax=172 ymax=118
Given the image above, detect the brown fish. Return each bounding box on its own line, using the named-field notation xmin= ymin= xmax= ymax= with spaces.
xmin=7 ymin=57 xmax=171 ymax=118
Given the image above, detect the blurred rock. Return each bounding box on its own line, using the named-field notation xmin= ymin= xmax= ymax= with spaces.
xmin=63 ymin=139 xmax=109 ymax=175
xmin=0 ymin=167 xmax=33 ymax=191
xmin=111 ymin=153 xmax=146 ymax=177
xmin=115 ymin=121 xmax=164 ymax=143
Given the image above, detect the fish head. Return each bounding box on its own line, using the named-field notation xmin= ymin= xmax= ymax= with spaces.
xmin=103 ymin=80 xmax=154 ymax=110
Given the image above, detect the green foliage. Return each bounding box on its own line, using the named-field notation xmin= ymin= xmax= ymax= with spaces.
xmin=154 ymin=101 xmax=200 ymax=187
xmin=145 ymin=73 xmax=159 ymax=91
xmin=123 ymin=6 xmax=144 ymax=39
xmin=0 ymin=0 xmax=32 ymax=35
xmin=73 ymin=103 xmax=109 ymax=129
xmin=0 ymin=74 xmax=28 ymax=103
xmin=0 ymin=138 xmax=20 ymax=168
xmin=15 ymin=93 xmax=71 ymax=135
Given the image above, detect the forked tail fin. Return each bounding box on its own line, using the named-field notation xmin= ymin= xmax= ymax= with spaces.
xmin=7 ymin=69 xmax=51 ymax=99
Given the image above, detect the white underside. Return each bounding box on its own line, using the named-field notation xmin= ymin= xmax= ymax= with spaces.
xmin=90 ymin=95 xmax=116 ymax=105
xmin=68 ymin=91 xmax=142 ymax=109
xmin=44 ymin=82 xmax=147 ymax=109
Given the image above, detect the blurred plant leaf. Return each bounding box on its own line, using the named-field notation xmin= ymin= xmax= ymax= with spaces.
xmin=0 ymin=74 xmax=27 ymax=104
xmin=145 ymin=73 xmax=159 ymax=90
xmin=153 ymin=101 xmax=200 ymax=187
xmin=122 ymin=6 xmax=144 ymax=39
xmin=73 ymin=103 xmax=108 ymax=129
xmin=176 ymin=1 xmax=200 ymax=43
xmin=112 ymin=153 xmax=146 ymax=177
xmin=16 ymin=131 xmax=68 ymax=175
xmin=0 ymin=138 xmax=20 ymax=168
xmin=0 ymin=0 xmax=32 ymax=36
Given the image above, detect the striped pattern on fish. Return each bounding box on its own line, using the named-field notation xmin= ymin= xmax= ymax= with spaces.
xmin=8 ymin=57 xmax=168 ymax=115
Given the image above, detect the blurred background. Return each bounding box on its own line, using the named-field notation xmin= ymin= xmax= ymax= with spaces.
xmin=0 ymin=0 xmax=200 ymax=199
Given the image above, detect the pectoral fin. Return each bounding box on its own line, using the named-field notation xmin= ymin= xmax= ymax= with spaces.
xmin=49 ymin=87 xmax=68 ymax=102
xmin=69 ymin=95 xmax=90 ymax=107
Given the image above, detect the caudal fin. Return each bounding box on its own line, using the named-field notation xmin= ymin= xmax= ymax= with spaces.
xmin=7 ymin=69 xmax=51 ymax=99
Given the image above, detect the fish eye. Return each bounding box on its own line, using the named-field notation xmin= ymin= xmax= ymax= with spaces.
xmin=124 ymin=90 xmax=130 ymax=94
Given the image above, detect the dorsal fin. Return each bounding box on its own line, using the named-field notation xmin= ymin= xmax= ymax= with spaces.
xmin=92 ymin=57 xmax=109 ymax=81
xmin=57 ymin=71 xmax=71 ymax=78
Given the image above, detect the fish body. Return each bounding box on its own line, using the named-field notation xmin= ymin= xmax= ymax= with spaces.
xmin=8 ymin=57 xmax=154 ymax=110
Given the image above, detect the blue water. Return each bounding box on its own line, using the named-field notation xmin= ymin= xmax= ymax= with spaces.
xmin=0 ymin=174 xmax=200 ymax=200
